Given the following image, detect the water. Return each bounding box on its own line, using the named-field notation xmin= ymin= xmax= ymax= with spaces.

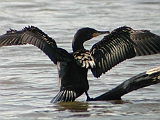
xmin=0 ymin=0 xmax=160 ymax=119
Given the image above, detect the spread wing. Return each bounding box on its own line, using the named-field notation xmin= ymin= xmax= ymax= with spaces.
xmin=0 ymin=26 xmax=73 ymax=64
xmin=90 ymin=26 xmax=160 ymax=77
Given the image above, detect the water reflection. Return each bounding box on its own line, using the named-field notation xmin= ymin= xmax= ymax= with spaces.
xmin=52 ymin=100 xmax=131 ymax=117
xmin=55 ymin=101 xmax=89 ymax=112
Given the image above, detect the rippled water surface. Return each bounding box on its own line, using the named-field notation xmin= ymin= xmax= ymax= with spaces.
xmin=0 ymin=0 xmax=160 ymax=119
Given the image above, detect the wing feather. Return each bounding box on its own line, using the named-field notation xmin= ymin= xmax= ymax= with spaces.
xmin=90 ymin=26 xmax=160 ymax=77
xmin=0 ymin=26 xmax=72 ymax=64
xmin=131 ymin=29 xmax=160 ymax=55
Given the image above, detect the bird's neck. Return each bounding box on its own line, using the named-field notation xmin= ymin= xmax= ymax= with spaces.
xmin=72 ymin=38 xmax=85 ymax=52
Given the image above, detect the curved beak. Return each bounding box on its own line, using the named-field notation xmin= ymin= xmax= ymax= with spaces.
xmin=92 ymin=30 xmax=110 ymax=37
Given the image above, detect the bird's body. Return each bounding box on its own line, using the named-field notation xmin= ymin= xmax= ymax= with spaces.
xmin=0 ymin=26 xmax=160 ymax=103
xmin=54 ymin=61 xmax=89 ymax=102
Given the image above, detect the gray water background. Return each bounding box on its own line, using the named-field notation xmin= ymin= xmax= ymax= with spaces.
xmin=0 ymin=0 xmax=160 ymax=119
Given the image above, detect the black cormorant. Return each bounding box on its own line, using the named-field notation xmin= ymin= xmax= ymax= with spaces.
xmin=0 ymin=26 xmax=160 ymax=103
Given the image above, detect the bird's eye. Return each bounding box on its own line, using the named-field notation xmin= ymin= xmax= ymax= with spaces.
xmin=87 ymin=33 xmax=94 ymax=39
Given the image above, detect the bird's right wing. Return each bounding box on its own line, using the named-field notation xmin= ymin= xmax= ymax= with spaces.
xmin=0 ymin=26 xmax=73 ymax=64
xmin=90 ymin=26 xmax=160 ymax=78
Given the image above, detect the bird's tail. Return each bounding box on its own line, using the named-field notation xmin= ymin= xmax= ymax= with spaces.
xmin=50 ymin=90 xmax=77 ymax=103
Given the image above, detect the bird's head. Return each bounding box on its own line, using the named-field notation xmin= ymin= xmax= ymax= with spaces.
xmin=73 ymin=27 xmax=110 ymax=42
xmin=72 ymin=27 xmax=110 ymax=51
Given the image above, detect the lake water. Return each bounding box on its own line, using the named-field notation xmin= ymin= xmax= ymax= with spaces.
xmin=0 ymin=0 xmax=160 ymax=119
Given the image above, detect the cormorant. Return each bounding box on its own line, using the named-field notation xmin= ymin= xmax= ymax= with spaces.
xmin=0 ymin=26 xmax=160 ymax=103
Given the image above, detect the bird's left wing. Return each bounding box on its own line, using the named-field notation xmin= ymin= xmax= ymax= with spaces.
xmin=0 ymin=26 xmax=73 ymax=64
xmin=90 ymin=26 xmax=160 ymax=77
